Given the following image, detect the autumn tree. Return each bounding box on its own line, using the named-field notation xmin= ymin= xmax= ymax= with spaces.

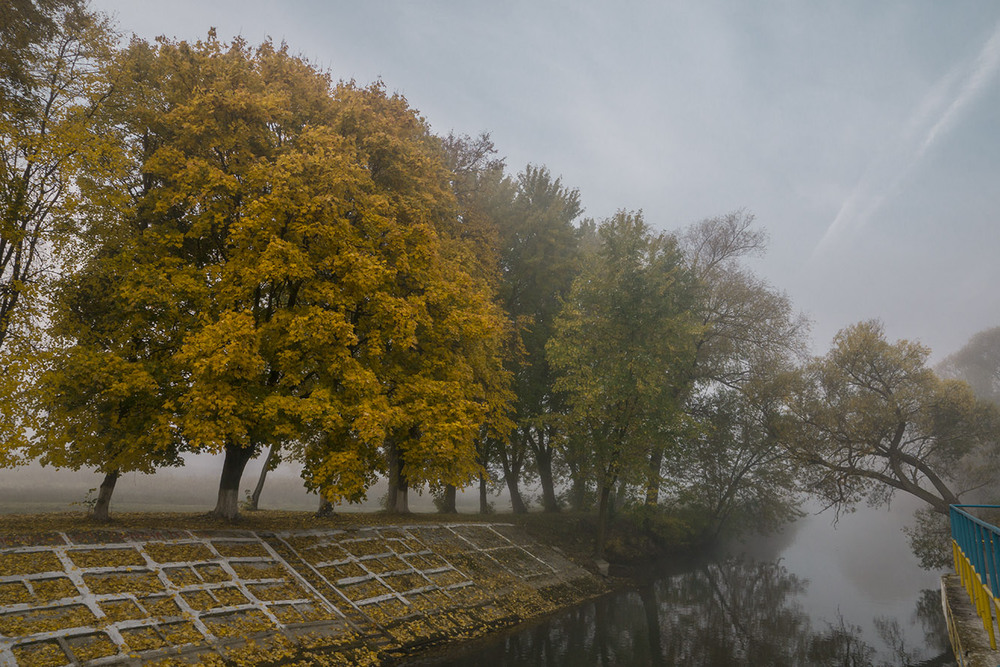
xmin=56 ymin=34 xmax=460 ymax=520
xmin=0 ymin=0 xmax=117 ymax=462
xmin=497 ymin=166 xmax=583 ymax=513
xmin=438 ymin=132 xmax=516 ymax=513
xmin=32 ymin=248 xmax=184 ymax=521
xmin=292 ymin=91 xmax=511 ymax=516
xmin=548 ymin=211 xmax=700 ymax=557
xmin=788 ymin=320 xmax=1000 ymax=516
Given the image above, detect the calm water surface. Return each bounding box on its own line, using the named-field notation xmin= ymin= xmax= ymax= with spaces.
xmin=408 ymin=503 xmax=956 ymax=666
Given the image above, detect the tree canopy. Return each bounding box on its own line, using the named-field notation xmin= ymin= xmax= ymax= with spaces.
xmin=938 ymin=326 xmax=1000 ymax=406
xmin=0 ymin=0 xmax=117 ymax=464
xmin=32 ymin=32 xmax=510 ymax=520
xmin=548 ymin=211 xmax=700 ymax=555
xmin=788 ymin=320 xmax=1000 ymax=515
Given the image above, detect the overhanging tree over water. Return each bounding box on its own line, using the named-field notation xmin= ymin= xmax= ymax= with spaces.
xmin=788 ymin=320 xmax=1000 ymax=516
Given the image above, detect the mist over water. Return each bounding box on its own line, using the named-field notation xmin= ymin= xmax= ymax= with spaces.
xmin=733 ymin=497 xmax=946 ymax=659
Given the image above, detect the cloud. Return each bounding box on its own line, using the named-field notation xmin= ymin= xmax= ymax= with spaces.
xmin=814 ymin=19 xmax=1000 ymax=257
xmin=919 ymin=24 xmax=1000 ymax=157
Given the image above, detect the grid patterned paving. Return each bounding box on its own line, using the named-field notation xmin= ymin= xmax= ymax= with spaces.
xmin=0 ymin=530 xmax=343 ymax=665
xmin=0 ymin=524 xmax=577 ymax=666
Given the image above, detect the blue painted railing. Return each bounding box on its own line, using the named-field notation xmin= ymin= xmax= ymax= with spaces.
xmin=950 ymin=504 xmax=1000 ymax=649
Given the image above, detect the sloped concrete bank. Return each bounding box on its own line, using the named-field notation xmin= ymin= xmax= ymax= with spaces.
xmin=941 ymin=573 xmax=999 ymax=667
xmin=0 ymin=522 xmax=604 ymax=665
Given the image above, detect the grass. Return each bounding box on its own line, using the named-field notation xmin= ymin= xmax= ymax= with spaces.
xmin=0 ymin=508 xmax=582 ymax=534
xmin=0 ymin=507 xmax=697 ymax=569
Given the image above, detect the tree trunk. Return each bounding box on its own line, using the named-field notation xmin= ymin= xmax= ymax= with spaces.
xmin=316 ymin=494 xmax=335 ymax=517
xmin=536 ymin=445 xmax=560 ymax=512
xmin=440 ymin=484 xmax=457 ymax=513
xmin=479 ymin=472 xmax=491 ymax=514
xmin=500 ymin=446 xmax=527 ymax=514
xmin=395 ymin=479 xmax=409 ymax=513
xmin=91 ymin=471 xmax=119 ymax=523
xmin=386 ymin=438 xmax=399 ymax=511
xmin=645 ymin=444 xmax=664 ymax=506
xmin=387 ymin=439 xmax=410 ymax=514
xmin=566 ymin=458 xmax=588 ymax=511
xmin=210 ymin=445 xmax=254 ymax=521
xmin=570 ymin=473 xmax=587 ymax=512
xmin=595 ymin=481 xmax=612 ymax=559
xmin=504 ymin=467 xmax=527 ymax=513
xmin=248 ymin=445 xmax=276 ymax=511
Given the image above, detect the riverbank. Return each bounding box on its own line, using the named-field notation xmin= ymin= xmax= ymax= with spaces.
xmin=0 ymin=510 xmax=683 ymax=665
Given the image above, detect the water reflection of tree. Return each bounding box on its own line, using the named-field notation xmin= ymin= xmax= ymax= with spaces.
xmin=651 ymin=559 xmax=812 ymax=665
xmin=910 ymin=588 xmax=955 ymax=667
xmin=808 ymin=615 xmax=875 ymax=666
xmin=426 ymin=559 xmax=955 ymax=667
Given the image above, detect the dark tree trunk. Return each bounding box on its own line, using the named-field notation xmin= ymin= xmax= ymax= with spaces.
xmin=387 ymin=439 xmax=410 ymax=514
xmin=316 ymin=494 xmax=335 ymax=517
xmin=500 ymin=445 xmax=527 ymax=514
xmin=566 ymin=457 xmax=588 ymax=511
xmin=439 ymin=484 xmax=457 ymax=513
xmin=248 ymin=445 xmax=276 ymax=511
xmin=395 ymin=479 xmax=409 ymax=513
xmin=504 ymin=467 xmax=527 ymax=514
xmin=535 ymin=444 xmax=560 ymax=512
xmin=570 ymin=473 xmax=587 ymax=512
xmin=479 ymin=472 xmax=491 ymax=514
xmin=386 ymin=439 xmax=398 ymax=511
xmin=211 ymin=445 xmax=254 ymax=521
xmin=91 ymin=470 xmax=119 ymax=523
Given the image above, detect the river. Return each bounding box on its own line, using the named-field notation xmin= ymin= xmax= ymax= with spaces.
xmin=406 ymin=500 xmax=955 ymax=666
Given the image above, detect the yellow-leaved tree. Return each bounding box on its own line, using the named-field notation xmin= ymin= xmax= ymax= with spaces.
xmin=299 ymin=83 xmax=513 ymax=513
xmin=0 ymin=1 xmax=119 ymax=466
xmin=39 ymin=32 xmax=510 ymax=520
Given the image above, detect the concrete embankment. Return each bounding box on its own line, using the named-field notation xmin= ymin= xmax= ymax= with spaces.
xmin=0 ymin=522 xmax=604 ymax=665
xmin=941 ymin=573 xmax=1000 ymax=667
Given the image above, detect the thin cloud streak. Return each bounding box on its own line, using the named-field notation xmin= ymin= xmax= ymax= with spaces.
xmin=919 ymin=23 xmax=1000 ymax=157
xmin=814 ymin=18 xmax=1000 ymax=258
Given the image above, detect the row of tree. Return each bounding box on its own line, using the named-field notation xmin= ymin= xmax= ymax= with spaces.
xmin=3 ymin=2 xmax=999 ymax=560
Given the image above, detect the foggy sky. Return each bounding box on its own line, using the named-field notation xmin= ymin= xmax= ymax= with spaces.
xmin=89 ymin=0 xmax=1000 ymax=360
